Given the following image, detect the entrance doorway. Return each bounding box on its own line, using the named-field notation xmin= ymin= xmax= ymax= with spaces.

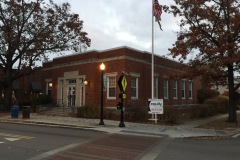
xmin=67 ymin=86 xmax=76 ymax=107
xmin=57 ymin=76 xmax=85 ymax=107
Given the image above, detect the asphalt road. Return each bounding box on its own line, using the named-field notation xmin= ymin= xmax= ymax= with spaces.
xmin=154 ymin=137 xmax=240 ymax=160
xmin=0 ymin=122 xmax=106 ymax=160
xmin=1 ymin=122 xmax=240 ymax=160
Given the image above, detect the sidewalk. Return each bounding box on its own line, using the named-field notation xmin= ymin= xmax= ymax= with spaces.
xmin=0 ymin=113 xmax=239 ymax=138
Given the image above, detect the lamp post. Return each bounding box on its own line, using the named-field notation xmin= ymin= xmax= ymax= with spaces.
xmin=99 ymin=63 xmax=105 ymax=125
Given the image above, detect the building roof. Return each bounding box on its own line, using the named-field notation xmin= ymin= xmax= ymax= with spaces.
xmin=47 ymin=46 xmax=180 ymax=63
xmin=43 ymin=46 xmax=185 ymax=71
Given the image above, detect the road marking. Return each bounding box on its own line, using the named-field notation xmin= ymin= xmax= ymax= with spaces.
xmin=0 ymin=142 xmax=4 ymax=144
xmin=27 ymin=143 xmax=81 ymax=160
xmin=0 ymin=132 xmax=34 ymax=139
xmin=5 ymin=138 xmax=20 ymax=142
xmin=232 ymin=133 xmax=240 ymax=138
xmin=27 ymin=138 xmax=98 ymax=160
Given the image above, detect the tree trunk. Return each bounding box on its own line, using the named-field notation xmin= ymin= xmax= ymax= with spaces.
xmin=3 ymin=84 xmax=13 ymax=112
xmin=227 ymin=64 xmax=237 ymax=123
xmin=3 ymin=68 xmax=14 ymax=112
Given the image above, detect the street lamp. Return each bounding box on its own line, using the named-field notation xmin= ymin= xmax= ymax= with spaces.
xmin=99 ymin=63 xmax=105 ymax=125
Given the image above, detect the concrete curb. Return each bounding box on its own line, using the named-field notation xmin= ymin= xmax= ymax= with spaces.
xmin=0 ymin=119 xmax=96 ymax=129
xmin=1 ymin=113 xmax=240 ymax=138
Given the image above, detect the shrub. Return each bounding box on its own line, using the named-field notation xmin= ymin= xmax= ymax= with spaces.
xmin=31 ymin=94 xmax=52 ymax=106
xmin=163 ymin=105 xmax=179 ymax=124
xmin=76 ymin=105 xmax=100 ymax=118
xmin=218 ymin=95 xmax=229 ymax=112
xmin=31 ymin=94 xmax=52 ymax=113
xmin=204 ymin=95 xmax=228 ymax=113
xmin=189 ymin=104 xmax=203 ymax=118
xmin=197 ymin=88 xmax=220 ymax=103
xmin=201 ymin=105 xmax=218 ymax=117
xmin=161 ymin=104 xmax=219 ymax=123
xmin=105 ymin=108 xmax=118 ymax=120
xmin=125 ymin=100 xmax=149 ymax=122
xmin=189 ymin=104 xmax=218 ymax=118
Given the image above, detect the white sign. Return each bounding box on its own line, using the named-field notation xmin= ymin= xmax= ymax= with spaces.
xmin=148 ymin=99 xmax=163 ymax=114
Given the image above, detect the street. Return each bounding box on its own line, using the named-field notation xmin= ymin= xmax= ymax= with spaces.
xmin=154 ymin=137 xmax=240 ymax=160
xmin=0 ymin=122 xmax=106 ymax=160
xmin=0 ymin=122 xmax=239 ymax=160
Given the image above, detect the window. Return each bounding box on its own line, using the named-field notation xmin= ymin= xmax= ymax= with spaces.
xmin=173 ymin=80 xmax=178 ymax=99
xmin=154 ymin=77 xmax=158 ymax=98
xmin=131 ymin=77 xmax=138 ymax=99
xmin=60 ymin=80 xmax=64 ymax=105
xmin=182 ymin=80 xmax=186 ymax=99
xmin=189 ymin=80 xmax=193 ymax=99
xmin=164 ymin=80 xmax=168 ymax=99
xmin=68 ymin=79 xmax=76 ymax=84
xmin=107 ymin=76 xmax=116 ymax=99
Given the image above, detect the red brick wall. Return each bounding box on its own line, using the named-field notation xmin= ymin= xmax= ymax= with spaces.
xmin=42 ymin=47 xmax=202 ymax=108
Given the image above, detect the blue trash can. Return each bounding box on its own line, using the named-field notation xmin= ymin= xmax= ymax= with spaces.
xmin=11 ymin=105 xmax=19 ymax=118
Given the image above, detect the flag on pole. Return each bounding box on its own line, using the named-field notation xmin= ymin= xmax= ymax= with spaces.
xmin=153 ymin=0 xmax=163 ymax=30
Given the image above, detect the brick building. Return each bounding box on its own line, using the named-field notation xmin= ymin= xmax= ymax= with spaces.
xmin=42 ymin=46 xmax=201 ymax=109
xmin=0 ymin=68 xmax=42 ymax=110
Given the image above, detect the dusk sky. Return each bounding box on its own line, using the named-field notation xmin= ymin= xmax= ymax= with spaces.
xmin=55 ymin=0 xmax=180 ymax=59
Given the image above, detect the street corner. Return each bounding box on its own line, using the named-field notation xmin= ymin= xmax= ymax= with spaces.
xmin=223 ymin=128 xmax=240 ymax=138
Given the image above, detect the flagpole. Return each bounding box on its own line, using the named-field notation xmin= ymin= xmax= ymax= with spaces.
xmin=151 ymin=0 xmax=162 ymax=123
xmin=152 ymin=0 xmax=154 ymax=100
xmin=151 ymin=0 xmax=156 ymax=122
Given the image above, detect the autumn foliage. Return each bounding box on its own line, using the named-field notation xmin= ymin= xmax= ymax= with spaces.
xmin=164 ymin=0 xmax=240 ymax=122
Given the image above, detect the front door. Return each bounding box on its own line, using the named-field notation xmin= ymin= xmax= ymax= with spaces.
xmin=68 ymin=86 xmax=76 ymax=107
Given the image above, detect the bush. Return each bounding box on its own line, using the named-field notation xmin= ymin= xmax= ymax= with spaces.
xmin=159 ymin=104 xmax=219 ymax=124
xmin=204 ymin=95 xmax=229 ymax=113
xmin=125 ymin=100 xmax=149 ymax=122
xmin=162 ymin=105 xmax=179 ymax=124
xmin=76 ymin=105 xmax=100 ymax=118
xmin=197 ymin=88 xmax=220 ymax=103
xmin=105 ymin=108 xmax=118 ymax=120
xmin=189 ymin=104 xmax=203 ymax=118
xmin=189 ymin=104 xmax=218 ymax=118
xmin=31 ymin=94 xmax=52 ymax=113
xmin=201 ymin=105 xmax=218 ymax=117
xmin=31 ymin=94 xmax=52 ymax=106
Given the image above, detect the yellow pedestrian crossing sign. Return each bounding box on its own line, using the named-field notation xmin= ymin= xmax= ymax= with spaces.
xmin=118 ymin=75 xmax=127 ymax=92
xmin=121 ymin=76 xmax=127 ymax=92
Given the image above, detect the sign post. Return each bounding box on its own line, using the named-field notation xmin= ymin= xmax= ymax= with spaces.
xmin=148 ymin=99 xmax=163 ymax=123
xmin=117 ymin=74 xmax=127 ymax=127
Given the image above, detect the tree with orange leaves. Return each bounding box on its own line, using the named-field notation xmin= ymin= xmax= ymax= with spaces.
xmin=165 ymin=0 xmax=240 ymax=122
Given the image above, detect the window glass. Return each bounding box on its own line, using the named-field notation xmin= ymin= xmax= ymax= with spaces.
xmin=154 ymin=77 xmax=158 ymax=98
xmin=131 ymin=77 xmax=138 ymax=99
xmin=173 ymin=80 xmax=178 ymax=99
xmin=189 ymin=80 xmax=193 ymax=99
xmin=108 ymin=77 xmax=116 ymax=98
xmin=182 ymin=80 xmax=185 ymax=99
xmin=164 ymin=80 xmax=168 ymax=99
